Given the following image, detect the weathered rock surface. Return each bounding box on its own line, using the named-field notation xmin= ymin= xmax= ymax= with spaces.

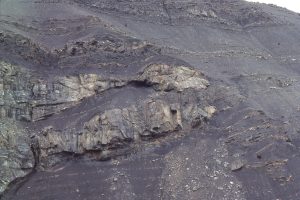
xmin=1 ymin=0 xmax=300 ymax=199
xmin=0 ymin=61 xmax=127 ymax=122
xmin=37 ymin=96 xmax=215 ymax=167
xmin=0 ymin=118 xmax=34 ymax=194
xmin=37 ymin=99 xmax=181 ymax=166
xmin=73 ymin=0 xmax=281 ymax=27
xmin=137 ymin=64 xmax=209 ymax=91
xmin=0 ymin=54 xmax=214 ymax=186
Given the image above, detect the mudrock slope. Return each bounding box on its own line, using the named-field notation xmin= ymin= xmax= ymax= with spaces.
xmin=1 ymin=0 xmax=300 ymax=199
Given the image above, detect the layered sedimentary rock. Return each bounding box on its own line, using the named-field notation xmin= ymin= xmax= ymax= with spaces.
xmin=37 ymin=97 xmax=215 ymax=167
xmin=137 ymin=64 xmax=209 ymax=91
xmin=0 ymin=55 xmax=215 ymax=187
xmin=1 ymin=0 xmax=300 ymax=199
xmin=73 ymin=0 xmax=280 ymax=26
xmin=0 ymin=61 xmax=32 ymax=121
xmin=0 ymin=61 xmax=126 ymax=122
xmin=0 ymin=118 xmax=34 ymax=194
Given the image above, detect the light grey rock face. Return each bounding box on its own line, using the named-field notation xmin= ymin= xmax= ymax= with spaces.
xmin=0 ymin=118 xmax=34 ymax=194
xmin=30 ymin=74 xmax=127 ymax=121
xmin=0 ymin=58 xmax=214 ymax=172
xmin=0 ymin=61 xmax=127 ymax=122
xmin=82 ymin=105 xmax=142 ymax=148
xmin=183 ymin=104 xmax=216 ymax=128
xmin=140 ymin=100 xmax=182 ymax=137
xmin=0 ymin=60 xmax=211 ymax=126
xmin=0 ymin=5 xmax=217 ymax=194
xmin=0 ymin=61 xmax=32 ymax=121
xmin=37 ymin=96 xmax=214 ymax=167
xmin=137 ymin=64 xmax=209 ymax=92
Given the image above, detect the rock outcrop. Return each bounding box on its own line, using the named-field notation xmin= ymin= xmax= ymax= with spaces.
xmin=73 ymin=0 xmax=280 ymax=26
xmin=34 ymin=63 xmax=214 ymax=167
xmin=137 ymin=64 xmax=209 ymax=91
xmin=0 ymin=55 xmax=215 ymax=186
xmin=2 ymin=0 xmax=299 ymax=199
xmin=31 ymin=74 xmax=126 ymax=121
xmin=0 ymin=61 xmax=127 ymax=122
xmin=0 ymin=118 xmax=34 ymax=194
xmin=37 ymin=96 xmax=215 ymax=167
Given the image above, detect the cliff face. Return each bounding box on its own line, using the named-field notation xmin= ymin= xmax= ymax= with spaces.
xmin=1 ymin=0 xmax=300 ymax=199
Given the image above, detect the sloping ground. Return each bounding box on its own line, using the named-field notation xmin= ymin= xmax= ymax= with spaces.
xmin=1 ymin=0 xmax=300 ymax=199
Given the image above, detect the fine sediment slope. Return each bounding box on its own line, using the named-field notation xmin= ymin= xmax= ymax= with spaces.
xmin=1 ymin=0 xmax=300 ymax=199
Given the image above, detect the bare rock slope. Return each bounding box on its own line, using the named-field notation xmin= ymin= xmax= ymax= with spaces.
xmin=1 ymin=0 xmax=300 ymax=199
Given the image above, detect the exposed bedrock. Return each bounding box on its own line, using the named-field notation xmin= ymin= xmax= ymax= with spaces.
xmin=72 ymin=0 xmax=281 ymax=27
xmin=2 ymin=0 xmax=299 ymax=199
xmin=0 ymin=57 xmax=217 ymax=190
xmin=136 ymin=64 xmax=209 ymax=91
xmin=0 ymin=61 xmax=127 ymax=122
xmin=0 ymin=118 xmax=34 ymax=194
xmin=0 ymin=60 xmax=210 ymax=122
xmin=37 ymin=97 xmax=216 ymax=167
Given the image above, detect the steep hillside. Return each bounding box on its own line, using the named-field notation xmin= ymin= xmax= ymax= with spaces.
xmin=1 ymin=0 xmax=300 ymax=199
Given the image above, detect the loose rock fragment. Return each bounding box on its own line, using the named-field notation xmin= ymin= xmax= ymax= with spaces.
xmin=231 ymin=159 xmax=245 ymax=172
